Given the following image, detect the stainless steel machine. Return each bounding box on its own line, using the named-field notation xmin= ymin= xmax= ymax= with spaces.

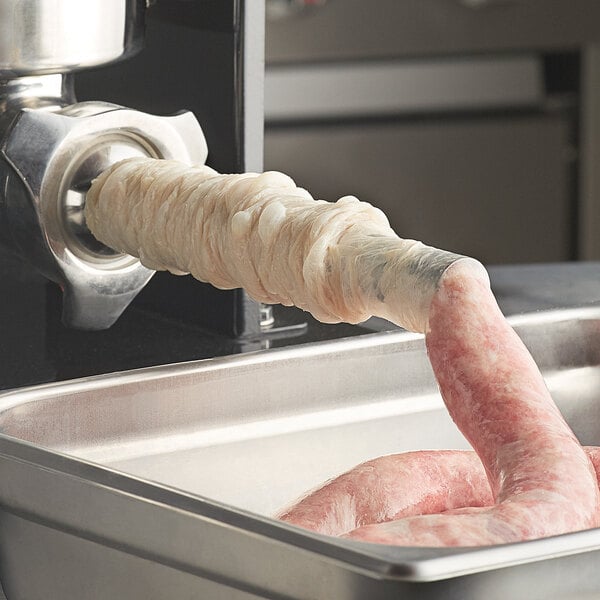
xmin=0 ymin=0 xmax=324 ymax=390
xmin=0 ymin=0 xmax=269 ymax=334
xmin=0 ymin=1 xmax=599 ymax=599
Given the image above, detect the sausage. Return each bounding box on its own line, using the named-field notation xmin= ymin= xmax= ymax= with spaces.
xmin=278 ymin=450 xmax=492 ymax=536
xmin=344 ymin=262 xmax=600 ymax=545
xmin=278 ymin=448 xmax=600 ymax=537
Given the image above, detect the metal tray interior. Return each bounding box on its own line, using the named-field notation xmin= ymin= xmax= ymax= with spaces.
xmin=0 ymin=307 xmax=599 ymax=599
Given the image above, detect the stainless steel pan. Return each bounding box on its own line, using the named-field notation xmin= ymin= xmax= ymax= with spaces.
xmin=0 ymin=307 xmax=598 ymax=599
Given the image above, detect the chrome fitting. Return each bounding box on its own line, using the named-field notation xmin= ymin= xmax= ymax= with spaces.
xmin=0 ymin=94 xmax=207 ymax=329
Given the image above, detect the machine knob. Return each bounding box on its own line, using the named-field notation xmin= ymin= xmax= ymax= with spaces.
xmin=0 ymin=101 xmax=207 ymax=329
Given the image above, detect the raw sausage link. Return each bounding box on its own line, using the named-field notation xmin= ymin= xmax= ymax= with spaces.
xmin=279 ymin=448 xmax=600 ymax=536
xmin=344 ymin=262 xmax=600 ymax=545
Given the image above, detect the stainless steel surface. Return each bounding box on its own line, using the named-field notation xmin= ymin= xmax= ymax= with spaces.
xmin=265 ymin=55 xmax=542 ymax=121
xmin=266 ymin=0 xmax=600 ymax=63
xmin=0 ymin=75 xmax=71 ymax=113
xmin=0 ymin=0 xmax=267 ymax=334
xmin=0 ymin=0 xmax=144 ymax=76
xmin=579 ymin=44 xmax=600 ymax=260
xmin=0 ymin=307 xmax=598 ymax=598
xmin=0 ymin=0 xmax=206 ymax=331
xmin=266 ymin=0 xmax=328 ymax=20
xmin=0 ymin=0 xmax=215 ymax=331
xmin=0 ymin=94 xmax=208 ymax=330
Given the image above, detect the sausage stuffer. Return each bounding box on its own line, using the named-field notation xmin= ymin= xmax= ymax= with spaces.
xmin=0 ymin=0 xmax=272 ymax=335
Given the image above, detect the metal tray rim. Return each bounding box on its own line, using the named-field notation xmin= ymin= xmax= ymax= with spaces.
xmin=0 ymin=305 xmax=594 ymax=413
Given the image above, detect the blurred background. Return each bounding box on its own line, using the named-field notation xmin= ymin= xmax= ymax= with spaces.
xmin=264 ymin=0 xmax=600 ymax=265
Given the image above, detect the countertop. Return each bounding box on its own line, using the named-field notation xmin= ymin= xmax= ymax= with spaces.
xmin=0 ymin=254 xmax=599 ymax=392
